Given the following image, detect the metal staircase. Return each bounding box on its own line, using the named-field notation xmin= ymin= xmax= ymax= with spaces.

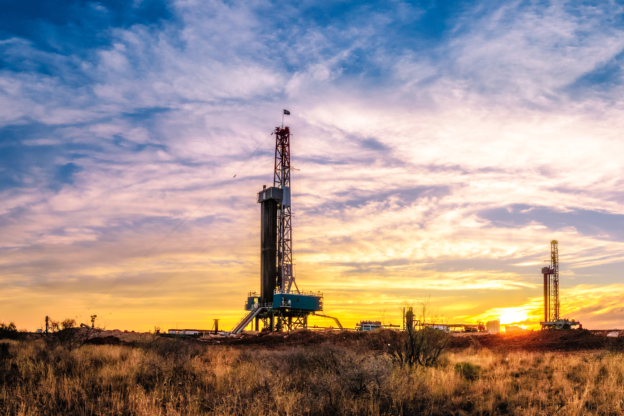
xmin=231 ymin=307 xmax=266 ymax=334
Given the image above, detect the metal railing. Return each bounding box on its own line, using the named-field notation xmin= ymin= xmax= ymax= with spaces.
xmin=231 ymin=313 xmax=252 ymax=334
xmin=231 ymin=307 xmax=266 ymax=334
xmin=274 ymin=288 xmax=323 ymax=297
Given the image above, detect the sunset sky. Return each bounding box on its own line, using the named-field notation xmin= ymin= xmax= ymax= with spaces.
xmin=2 ymin=0 xmax=624 ymax=332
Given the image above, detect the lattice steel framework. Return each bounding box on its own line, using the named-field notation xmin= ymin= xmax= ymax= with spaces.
xmin=259 ymin=313 xmax=308 ymax=332
xmin=543 ymin=240 xmax=560 ymax=322
xmin=273 ymin=126 xmax=298 ymax=293
xmin=550 ymin=240 xmax=559 ymax=321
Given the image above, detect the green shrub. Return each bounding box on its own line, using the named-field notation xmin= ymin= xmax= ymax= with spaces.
xmin=454 ymin=362 xmax=481 ymax=381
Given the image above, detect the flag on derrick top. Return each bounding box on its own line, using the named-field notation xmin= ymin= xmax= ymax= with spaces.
xmin=283 ymin=109 xmax=290 ymax=115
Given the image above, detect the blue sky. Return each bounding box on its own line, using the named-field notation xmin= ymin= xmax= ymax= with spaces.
xmin=2 ymin=0 xmax=624 ymax=330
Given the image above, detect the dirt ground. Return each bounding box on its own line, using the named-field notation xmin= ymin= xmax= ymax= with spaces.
xmin=193 ymin=328 xmax=624 ymax=352
xmin=82 ymin=328 xmax=624 ymax=352
xmin=446 ymin=329 xmax=623 ymax=352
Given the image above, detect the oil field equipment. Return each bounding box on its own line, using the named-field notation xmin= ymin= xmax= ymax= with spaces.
xmin=486 ymin=319 xmax=500 ymax=334
xmin=402 ymin=307 xmax=485 ymax=333
xmin=231 ymin=119 xmax=340 ymax=334
xmin=357 ymin=321 xmax=383 ymax=331
xmin=464 ymin=322 xmax=485 ymax=333
xmin=540 ymin=240 xmax=581 ymax=330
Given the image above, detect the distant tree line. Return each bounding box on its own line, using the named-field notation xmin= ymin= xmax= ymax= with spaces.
xmin=0 ymin=315 xmax=99 ymax=350
xmin=0 ymin=322 xmax=20 ymax=340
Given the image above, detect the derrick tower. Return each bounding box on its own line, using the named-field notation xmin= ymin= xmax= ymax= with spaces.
xmin=542 ymin=240 xmax=559 ymax=322
xmin=273 ymin=127 xmax=297 ymax=293
xmin=230 ymin=115 xmax=332 ymax=334
xmin=540 ymin=240 xmax=580 ymax=329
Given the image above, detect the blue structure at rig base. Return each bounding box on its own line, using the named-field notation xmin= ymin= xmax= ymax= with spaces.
xmin=273 ymin=292 xmax=323 ymax=310
xmin=245 ymin=291 xmax=323 ymax=312
xmin=234 ymin=287 xmax=324 ymax=333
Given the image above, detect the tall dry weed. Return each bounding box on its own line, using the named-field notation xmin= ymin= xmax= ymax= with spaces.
xmin=2 ymin=336 xmax=624 ymax=415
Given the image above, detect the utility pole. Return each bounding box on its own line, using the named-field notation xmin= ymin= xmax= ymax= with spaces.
xmin=45 ymin=316 xmax=49 ymax=334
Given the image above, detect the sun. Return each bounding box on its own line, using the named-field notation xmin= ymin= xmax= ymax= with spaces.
xmin=497 ymin=307 xmax=530 ymax=325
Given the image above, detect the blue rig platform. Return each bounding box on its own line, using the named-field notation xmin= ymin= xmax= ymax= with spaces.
xmin=231 ymin=290 xmax=324 ymax=333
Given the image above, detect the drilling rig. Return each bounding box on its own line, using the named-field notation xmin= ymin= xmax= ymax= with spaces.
xmin=230 ymin=119 xmax=337 ymax=334
xmin=540 ymin=240 xmax=581 ymax=330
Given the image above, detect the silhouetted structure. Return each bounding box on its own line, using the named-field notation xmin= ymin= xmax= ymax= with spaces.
xmin=540 ymin=241 xmax=581 ymax=329
xmin=231 ymin=117 xmax=339 ymax=334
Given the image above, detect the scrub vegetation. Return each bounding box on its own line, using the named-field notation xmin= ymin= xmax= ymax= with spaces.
xmin=2 ymin=331 xmax=624 ymax=415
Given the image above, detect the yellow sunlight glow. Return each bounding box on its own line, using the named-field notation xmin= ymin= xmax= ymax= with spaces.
xmin=495 ymin=307 xmax=530 ymax=325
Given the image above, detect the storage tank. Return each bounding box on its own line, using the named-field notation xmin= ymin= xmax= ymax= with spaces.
xmin=486 ymin=319 xmax=500 ymax=334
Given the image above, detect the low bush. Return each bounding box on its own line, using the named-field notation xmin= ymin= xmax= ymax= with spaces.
xmin=389 ymin=327 xmax=450 ymax=367
xmin=0 ymin=322 xmax=20 ymax=340
xmin=454 ymin=361 xmax=481 ymax=381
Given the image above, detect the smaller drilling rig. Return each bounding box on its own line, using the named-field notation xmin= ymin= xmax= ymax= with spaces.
xmin=540 ymin=240 xmax=581 ymax=330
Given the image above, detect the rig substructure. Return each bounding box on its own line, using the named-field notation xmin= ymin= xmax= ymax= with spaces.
xmin=231 ymin=121 xmax=337 ymax=334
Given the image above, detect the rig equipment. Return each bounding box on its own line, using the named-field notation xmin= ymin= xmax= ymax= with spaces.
xmin=540 ymin=240 xmax=581 ymax=330
xmin=231 ymin=120 xmax=336 ymax=334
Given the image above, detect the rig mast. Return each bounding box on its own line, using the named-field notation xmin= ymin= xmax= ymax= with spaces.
xmin=550 ymin=240 xmax=559 ymax=321
xmin=273 ymin=127 xmax=297 ymax=293
xmin=542 ymin=240 xmax=560 ymax=322
xmin=541 ymin=240 xmax=579 ymax=329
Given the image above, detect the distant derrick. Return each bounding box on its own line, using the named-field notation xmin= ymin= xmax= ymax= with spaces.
xmin=542 ymin=240 xmax=559 ymax=322
xmin=540 ymin=241 xmax=581 ymax=330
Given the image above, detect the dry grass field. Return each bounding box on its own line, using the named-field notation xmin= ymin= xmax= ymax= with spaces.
xmin=2 ymin=330 xmax=624 ymax=415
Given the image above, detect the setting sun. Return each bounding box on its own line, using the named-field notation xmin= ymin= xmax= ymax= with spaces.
xmin=498 ymin=308 xmax=530 ymax=325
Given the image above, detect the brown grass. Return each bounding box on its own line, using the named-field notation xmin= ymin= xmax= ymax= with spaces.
xmin=2 ymin=334 xmax=624 ymax=415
